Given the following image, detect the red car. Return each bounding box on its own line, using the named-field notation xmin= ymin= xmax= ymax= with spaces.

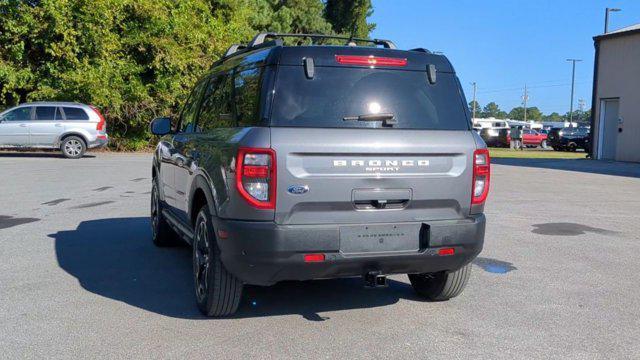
xmin=507 ymin=129 xmax=548 ymax=148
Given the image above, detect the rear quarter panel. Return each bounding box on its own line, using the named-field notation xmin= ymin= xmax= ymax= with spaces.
xmin=188 ymin=127 xmax=273 ymax=221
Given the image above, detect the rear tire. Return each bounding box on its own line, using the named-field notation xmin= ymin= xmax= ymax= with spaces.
xmin=61 ymin=136 xmax=86 ymax=159
xmin=193 ymin=205 xmax=243 ymax=317
xmin=151 ymin=180 xmax=179 ymax=247
xmin=409 ymin=264 xmax=471 ymax=301
xmin=540 ymin=140 xmax=548 ymax=149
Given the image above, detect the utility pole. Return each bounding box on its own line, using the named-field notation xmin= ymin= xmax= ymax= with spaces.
xmin=566 ymin=59 xmax=582 ymax=124
xmin=604 ymin=8 xmax=622 ymax=33
xmin=578 ymin=99 xmax=586 ymax=122
xmin=522 ymin=84 xmax=528 ymax=122
xmin=471 ymin=82 xmax=477 ymax=120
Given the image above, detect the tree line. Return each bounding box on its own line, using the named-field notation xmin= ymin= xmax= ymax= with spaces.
xmin=468 ymin=100 xmax=591 ymax=123
xmin=0 ymin=0 xmax=374 ymax=149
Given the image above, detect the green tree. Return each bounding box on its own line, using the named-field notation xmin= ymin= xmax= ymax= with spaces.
xmin=0 ymin=0 xmax=374 ymax=150
xmin=526 ymin=107 xmax=542 ymax=121
xmin=542 ymin=112 xmax=563 ymax=121
xmin=246 ymin=0 xmax=333 ymax=34
xmin=482 ymin=102 xmax=505 ymax=118
xmin=0 ymin=0 xmax=255 ymax=148
xmin=468 ymin=100 xmax=481 ymax=118
xmin=564 ymin=109 xmax=591 ymax=123
xmin=508 ymin=106 xmax=542 ymax=121
xmin=324 ymin=0 xmax=375 ymax=39
xmin=508 ymin=107 xmax=524 ymax=120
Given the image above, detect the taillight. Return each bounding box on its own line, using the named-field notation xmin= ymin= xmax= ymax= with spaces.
xmin=303 ymin=254 xmax=325 ymax=263
xmin=90 ymin=105 xmax=106 ymax=132
xmin=437 ymin=248 xmax=455 ymax=256
xmin=235 ymin=147 xmax=276 ymax=209
xmin=472 ymin=149 xmax=490 ymax=205
xmin=335 ymin=55 xmax=407 ymax=67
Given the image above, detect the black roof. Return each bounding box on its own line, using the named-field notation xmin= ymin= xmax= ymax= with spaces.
xmin=212 ymin=33 xmax=455 ymax=73
xmin=277 ymin=46 xmax=454 ymax=73
xmin=215 ymin=45 xmax=455 ymax=74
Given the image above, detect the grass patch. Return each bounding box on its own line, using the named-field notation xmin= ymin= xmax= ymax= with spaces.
xmin=489 ymin=148 xmax=588 ymax=159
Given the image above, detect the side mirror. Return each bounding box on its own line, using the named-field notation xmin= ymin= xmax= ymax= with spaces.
xmin=150 ymin=117 xmax=172 ymax=136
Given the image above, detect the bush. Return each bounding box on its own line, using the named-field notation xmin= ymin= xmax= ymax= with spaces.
xmin=0 ymin=0 xmax=374 ymax=150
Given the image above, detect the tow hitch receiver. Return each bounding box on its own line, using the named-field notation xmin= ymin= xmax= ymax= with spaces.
xmin=364 ymin=271 xmax=388 ymax=288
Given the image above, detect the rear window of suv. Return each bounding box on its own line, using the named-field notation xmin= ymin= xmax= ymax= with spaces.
xmin=269 ymin=66 xmax=469 ymax=130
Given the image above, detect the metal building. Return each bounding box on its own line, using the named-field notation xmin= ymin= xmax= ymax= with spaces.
xmin=591 ymin=24 xmax=640 ymax=162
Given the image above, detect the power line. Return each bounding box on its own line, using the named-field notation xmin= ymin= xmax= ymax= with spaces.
xmin=476 ymin=81 xmax=590 ymax=94
xmin=473 ymin=77 xmax=590 ymax=93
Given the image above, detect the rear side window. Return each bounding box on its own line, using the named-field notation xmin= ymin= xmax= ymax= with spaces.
xmin=35 ymin=107 xmax=57 ymax=120
xmin=63 ymin=107 xmax=89 ymax=120
xmin=1 ymin=107 xmax=31 ymax=121
xmin=270 ymin=66 xmax=469 ymax=130
xmin=234 ymin=67 xmax=263 ymax=127
xmin=198 ymin=73 xmax=234 ymax=131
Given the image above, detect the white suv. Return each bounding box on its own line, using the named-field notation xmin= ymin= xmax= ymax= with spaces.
xmin=0 ymin=102 xmax=108 ymax=158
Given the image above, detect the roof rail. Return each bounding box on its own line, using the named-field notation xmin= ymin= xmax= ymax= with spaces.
xmin=224 ymin=44 xmax=246 ymax=57
xmin=248 ymin=32 xmax=397 ymax=49
xmin=409 ymin=48 xmax=432 ymax=54
xmin=212 ymin=39 xmax=282 ymax=68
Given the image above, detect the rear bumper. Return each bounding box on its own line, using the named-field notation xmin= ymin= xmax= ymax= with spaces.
xmin=214 ymin=215 xmax=485 ymax=286
xmin=88 ymin=135 xmax=108 ymax=149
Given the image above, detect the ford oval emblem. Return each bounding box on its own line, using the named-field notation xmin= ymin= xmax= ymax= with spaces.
xmin=287 ymin=185 xmax=309 ymax=195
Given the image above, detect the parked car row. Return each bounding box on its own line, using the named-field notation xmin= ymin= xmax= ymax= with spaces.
xmin=479 ymin=128 xmax=548 ymax=148
xmin=0 ymin=102 xmax=108 ymax=158
xmin=479 ymin=125 xmax=590 ymax=152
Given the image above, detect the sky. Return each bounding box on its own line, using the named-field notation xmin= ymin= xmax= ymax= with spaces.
xmin=370 ymin=0 xmax=640 ymax=116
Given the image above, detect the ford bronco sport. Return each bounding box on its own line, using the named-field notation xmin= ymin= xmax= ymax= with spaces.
xmin=150 ymin=33 xmax=489 ymax=317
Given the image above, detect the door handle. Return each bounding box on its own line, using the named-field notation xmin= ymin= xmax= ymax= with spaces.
xmin=55 ymin=123 xmax=63 ymax=127
xmin=19 ymin=124 xmax=28 ymax=127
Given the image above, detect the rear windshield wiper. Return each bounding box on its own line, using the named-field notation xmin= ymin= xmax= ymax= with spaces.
xmin=343 ymin=113 xmax=397 ymax=127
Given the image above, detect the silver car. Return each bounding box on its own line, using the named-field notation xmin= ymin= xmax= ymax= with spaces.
xmin=0 ymin=102 xmax=108 ymax=158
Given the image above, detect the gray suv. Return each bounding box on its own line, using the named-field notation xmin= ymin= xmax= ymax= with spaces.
xmin=150 ymin=33 xmax=489 ymax=317
xmin=0 ymin=102 xmax=108 ymax=158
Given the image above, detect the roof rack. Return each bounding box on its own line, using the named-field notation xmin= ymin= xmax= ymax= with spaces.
xmin=409 ymin=48 xmax=432 ymax=54
xmin=214 ymin=39 xmax=282 ymax=67
xmin=224 ymin=44 xmax=246 ymax=57
xmin=248 ymin=32 xmax=397 ymax=49
xmin=216 ymin=33 xmax=400 ymax=67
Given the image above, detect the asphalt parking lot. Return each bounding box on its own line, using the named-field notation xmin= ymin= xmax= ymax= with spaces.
xmin=1 ymin=152 xmax=639 ymax=359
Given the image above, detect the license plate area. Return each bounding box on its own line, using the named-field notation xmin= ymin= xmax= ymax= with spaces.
xmin=339 ymin=223 xmax=422 ymax=255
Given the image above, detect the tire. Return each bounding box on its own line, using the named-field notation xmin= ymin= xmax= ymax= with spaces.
xmin=540 ymin=140 xmax=548 ymax=149
xmin=568 ymin=142 xmax=577 ymax=152
xmin=151 ymin=180 xmax=179 ymax=246
xmin=193 ymin=204 xmax=243 ymax=317
xmin=408 ymin=264 xmax=471 ymax=301
xmin=61 ymin=136 xmax=86 ymax=159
